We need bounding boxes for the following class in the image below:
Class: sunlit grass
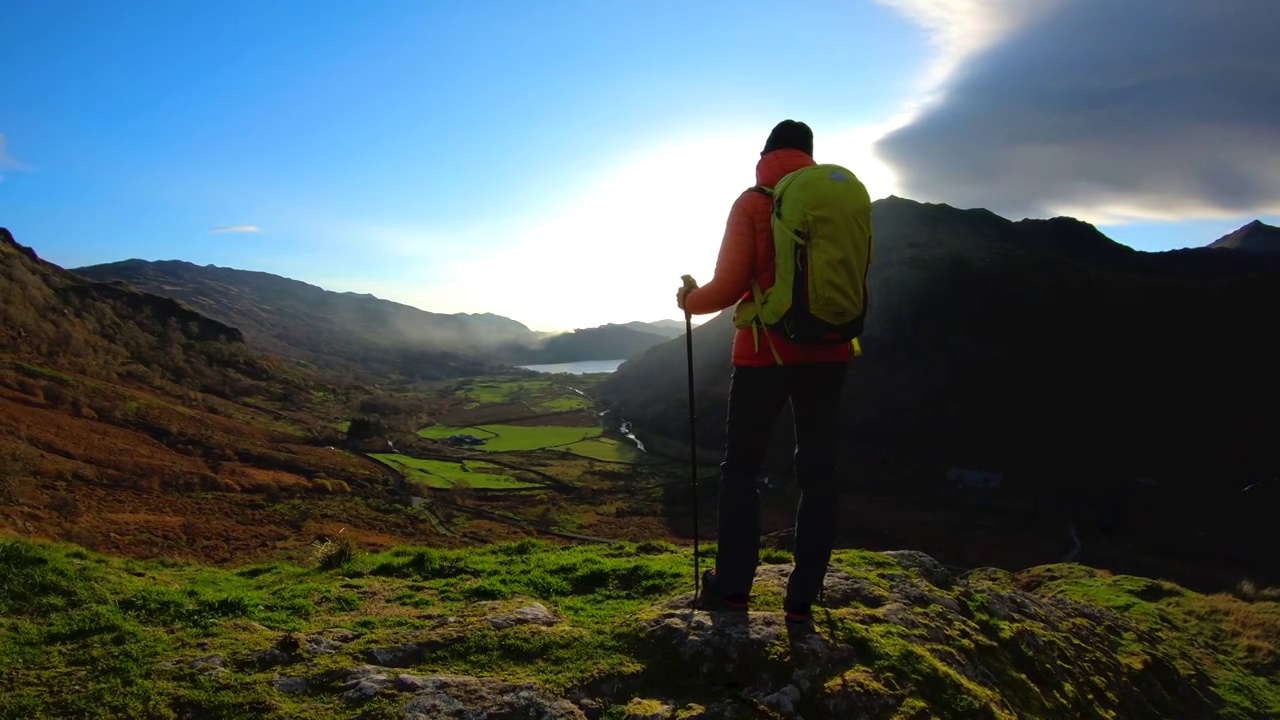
[459,378,591,413]
[2,537,1278,719]
[369,454,540,489]
[418,424,601,452]
[563,437,663,465]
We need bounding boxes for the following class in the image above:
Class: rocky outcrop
[333,666,586,718]
[627,556,1225,720]
[482,601,562,630]
[142,551,1272,720]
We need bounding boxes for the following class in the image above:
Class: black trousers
[713,362,847,606]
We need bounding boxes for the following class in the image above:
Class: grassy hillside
[2,536,1277,719]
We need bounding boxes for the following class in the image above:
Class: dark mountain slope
[1209,219,1280,254]
[600,198,1280,577]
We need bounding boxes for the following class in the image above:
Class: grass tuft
[1235,579,1280,603]
[312,528,356,571]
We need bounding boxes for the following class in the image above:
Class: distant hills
[618,320,685,339]
[73,260,674,377]
[510,324,671,366]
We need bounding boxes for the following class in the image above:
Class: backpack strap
[743,186,783,365]
[748,279,784,366]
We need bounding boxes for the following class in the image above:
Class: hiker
[677,119,871,623]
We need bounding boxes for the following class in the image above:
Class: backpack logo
[829,170,849,182]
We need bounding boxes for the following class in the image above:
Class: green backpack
[732,163,873,360]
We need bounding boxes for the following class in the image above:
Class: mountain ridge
[73,259,675,375]
[1208,219,1280,254]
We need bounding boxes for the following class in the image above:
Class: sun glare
[326,126,902,332]
[438,127,902,331]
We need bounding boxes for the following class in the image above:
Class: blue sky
[2,1,1276,330]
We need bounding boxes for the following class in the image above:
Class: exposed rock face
[484,601,562,630]
[333,666,586,718]
[365,643,423,668]
[272,676,309,694]
[397,674,586,720]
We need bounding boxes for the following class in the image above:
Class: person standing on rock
[677,119,870,623]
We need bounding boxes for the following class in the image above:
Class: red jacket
[684,149,853,367]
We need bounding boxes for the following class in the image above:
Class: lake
[518,358,626,374]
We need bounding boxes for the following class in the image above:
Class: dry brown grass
[1235,579,1280,603]
[1185,592,1280,671]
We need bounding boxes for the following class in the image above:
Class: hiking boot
[783,599,812,625]
[696,569,748,611]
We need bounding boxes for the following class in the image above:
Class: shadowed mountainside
[599,200,1280,579]
[1208,219,1280,254]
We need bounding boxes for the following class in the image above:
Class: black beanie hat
[761,119,813,157]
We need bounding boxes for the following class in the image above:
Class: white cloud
[874,0,1061,94]
[210,225,261,234]
[874,0,1280,224]
[0,134,30,180]
[0,135,19,168]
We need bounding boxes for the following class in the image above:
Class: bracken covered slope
[0,228,427,562]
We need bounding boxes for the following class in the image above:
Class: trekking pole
[681,275,700,601]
